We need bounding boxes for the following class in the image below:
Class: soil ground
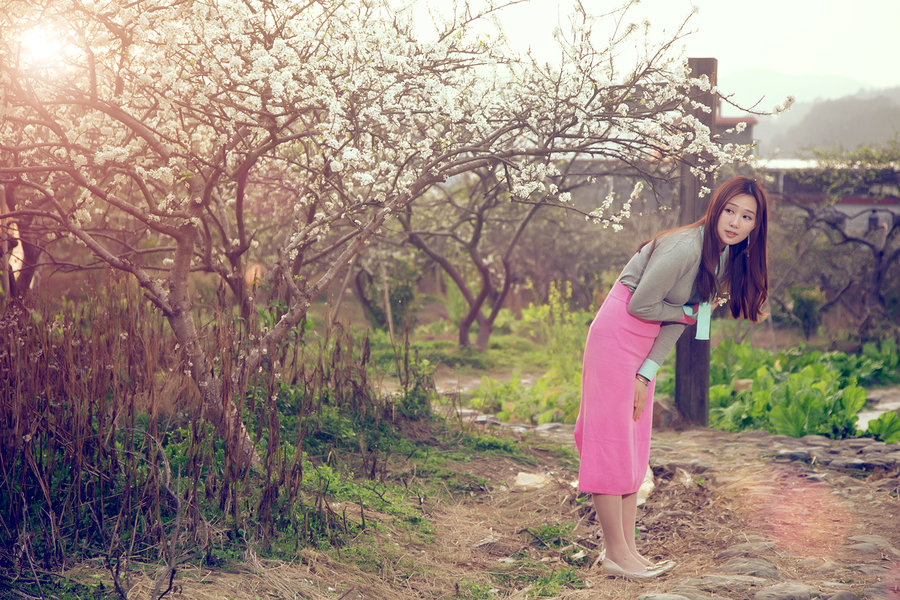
[108,412,900,600]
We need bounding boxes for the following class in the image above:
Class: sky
[475,0,900,112]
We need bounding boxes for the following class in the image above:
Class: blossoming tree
[1,0,752,468]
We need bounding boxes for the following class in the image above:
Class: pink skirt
[574,281,660,495]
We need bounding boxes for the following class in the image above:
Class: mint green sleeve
[637,359,661,381]
[695,302,711,340]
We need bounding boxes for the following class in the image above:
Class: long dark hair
[639,176,769,321]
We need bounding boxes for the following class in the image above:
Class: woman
[574,176,769,580]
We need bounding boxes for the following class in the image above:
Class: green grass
[526,522,575,549]
[489,563,585,598]
[455,580,494,599]
[530,567,585,597]
[0,577,110,600]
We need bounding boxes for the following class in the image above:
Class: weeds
[530,567,585,597]
[0,287,212,598]
[1,273,547,597]
[489,563,585,598]
[0,274,442,597]
[455,580,493,599]
[525,522,575,549]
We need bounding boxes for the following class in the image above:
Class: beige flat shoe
[651,559,676,574]
[599,558,667,580]
[596,549,676,573]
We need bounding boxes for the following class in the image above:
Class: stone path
[640,429,900,600]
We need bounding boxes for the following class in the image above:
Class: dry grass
[60,424,899,600]
[56,425,898,598]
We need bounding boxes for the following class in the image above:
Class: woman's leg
[592,493,645,572]
[621,492,654,567]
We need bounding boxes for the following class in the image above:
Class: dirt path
[115,421,899,600]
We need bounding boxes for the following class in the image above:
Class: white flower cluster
[510,162,562,199]
[586,180,644,232]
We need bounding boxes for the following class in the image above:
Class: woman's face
[716,193,758,247]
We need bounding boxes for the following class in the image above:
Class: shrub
[786,285,827,339]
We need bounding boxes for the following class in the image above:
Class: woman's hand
[633,375,650,420]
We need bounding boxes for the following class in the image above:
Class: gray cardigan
[618,225,726,379]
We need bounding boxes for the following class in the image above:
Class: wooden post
[674,57,717,426]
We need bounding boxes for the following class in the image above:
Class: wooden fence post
[674,57,718,426]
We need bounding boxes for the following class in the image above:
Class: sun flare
[18,25,68,68]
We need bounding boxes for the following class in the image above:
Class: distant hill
[750,87,900,157]
[720,68,869,110]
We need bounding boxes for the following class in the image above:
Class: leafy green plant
[464,281,590,422]
[464,433,520,454]
[865,411,900,443]
[468,370,579,425]
[517,281,592,381]
[774,340,899,388]
[709,348,868,439]
[860,338,900,384]
[767,366,866,438]
[709,339,777,386]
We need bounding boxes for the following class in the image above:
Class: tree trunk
[167,304,261,470]
[858,249,889,340]
[459,277,491,347]
[166,223,260,469]
[352,268,386,329]
[475,317,492,352]
[869,250,886,311]
[458,313,474,347]
[0,185,10,300]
